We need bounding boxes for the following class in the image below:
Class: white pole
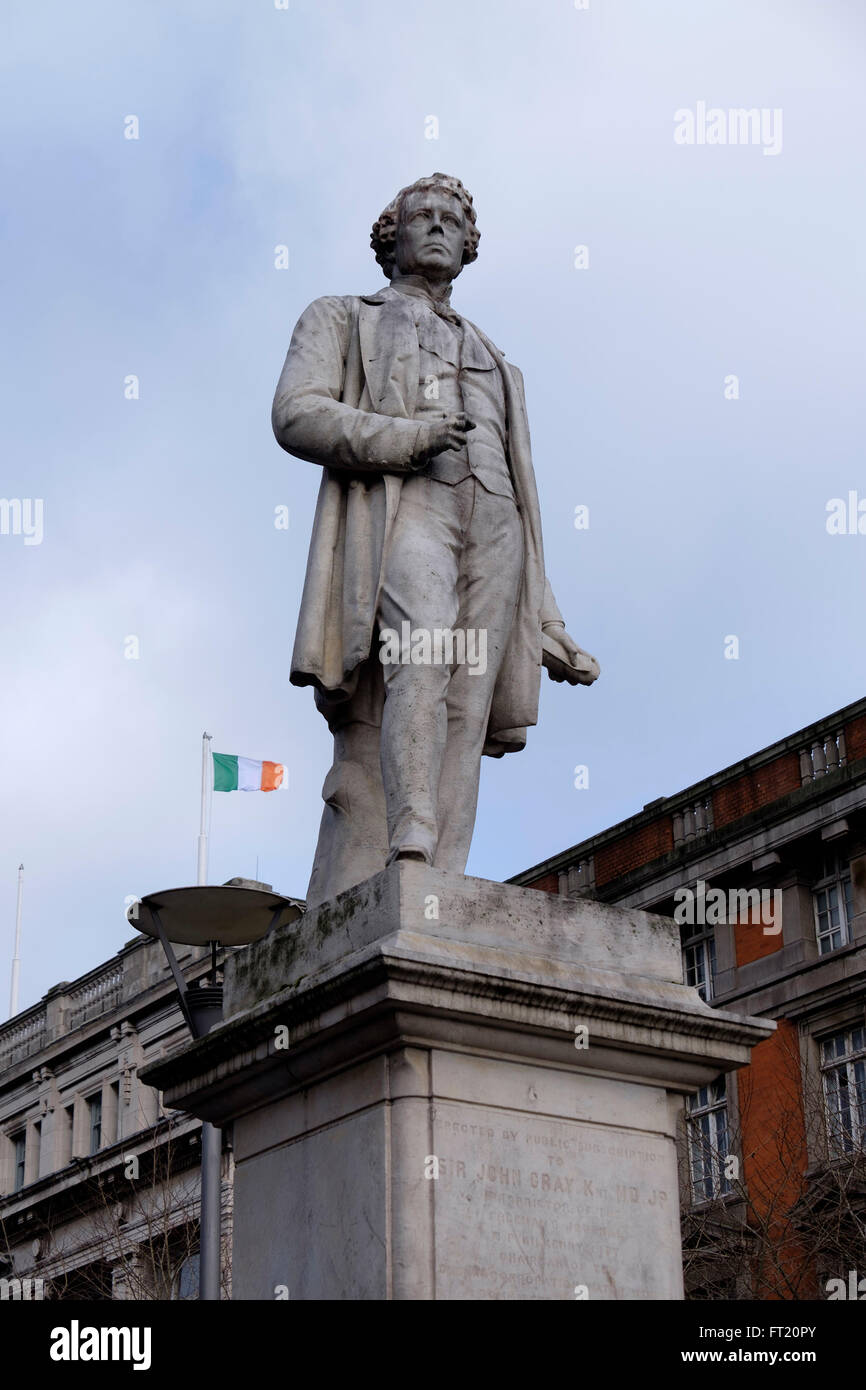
[196,733,212,887]
[195,735,221,1300]
[9,863,23,1020]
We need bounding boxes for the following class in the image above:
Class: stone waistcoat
[409,298,514,500]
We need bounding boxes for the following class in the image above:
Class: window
[12,1133,26,1193]
[60,1106,74,1166]
[173,1252,200,1301]
[686,1078,731,1203]
[107,1081,119,1148]
[51,1261,113,1300]
[682,925,716,1002]
[88,1094,102,1156]
[821,1026,866,1157]
[813,853,854,955]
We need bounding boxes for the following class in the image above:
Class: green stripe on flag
[213,753,239,792]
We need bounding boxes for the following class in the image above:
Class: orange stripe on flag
[261,761,284,792]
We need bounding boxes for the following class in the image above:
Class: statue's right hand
[415,412,476,464]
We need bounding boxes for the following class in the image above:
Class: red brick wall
[528,871,559,895]
[595,818,674,887]
[734,905,784,968]
[737,1019,813,1297]
[845,713,866,763]
[739,1023,805,1199]
[712,753,801,830]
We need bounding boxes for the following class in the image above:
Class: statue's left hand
[542,625,600,686]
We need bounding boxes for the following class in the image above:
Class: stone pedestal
[143,864,772,1300]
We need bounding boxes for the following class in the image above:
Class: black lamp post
[127,881,301,1300]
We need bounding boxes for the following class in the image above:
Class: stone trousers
[305,473,524,907]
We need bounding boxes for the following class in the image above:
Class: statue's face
[394,188,466,282]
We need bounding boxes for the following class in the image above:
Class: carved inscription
[430,1105,679,1300]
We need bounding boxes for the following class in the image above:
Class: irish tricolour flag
[213,753,286,792]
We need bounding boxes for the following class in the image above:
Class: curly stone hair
[370,173,480,279]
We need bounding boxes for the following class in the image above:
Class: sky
[2,0,865,1013]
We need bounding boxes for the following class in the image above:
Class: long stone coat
[272,284,564,757]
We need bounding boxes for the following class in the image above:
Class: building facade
[0,930,233,1300]
[512,696,866,1299]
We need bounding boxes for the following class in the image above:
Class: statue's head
[371,173,480,283]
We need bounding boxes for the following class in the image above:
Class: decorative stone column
[143,863,772,1301]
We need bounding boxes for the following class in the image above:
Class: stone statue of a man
[273,173,599,907]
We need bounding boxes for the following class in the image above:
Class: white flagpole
[8,863,24,1020]
[196,733,212,886]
